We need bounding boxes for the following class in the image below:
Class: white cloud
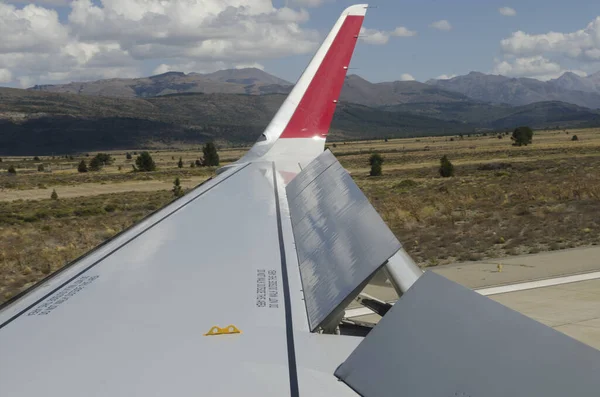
[436,74,457,80]
[392,26,417,37]
[400,73,415,81]
[0,0,321,87]
[290,0,329,7]
[495,16,600,79]
[235,63,265,70]
[0,69,12,83]
[498,7,516,17]
[11,0,71,5]
[500,17,600,61]
[360,26,416,45]
[493,55,566,80]
[430,20,452,31]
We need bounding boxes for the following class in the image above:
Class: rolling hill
[2,86,600,155]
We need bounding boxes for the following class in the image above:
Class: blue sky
[267,0,600,83]
[1,0,600,87]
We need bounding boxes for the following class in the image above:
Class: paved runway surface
[352,246,600,350]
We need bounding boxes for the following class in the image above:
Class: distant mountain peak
[149,71,186,79]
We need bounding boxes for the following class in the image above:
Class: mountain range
[427,71,600,109]
[30,67,600,110]
[1,68,600,154]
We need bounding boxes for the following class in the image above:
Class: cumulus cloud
[500,17,600,61]
[0,0,321,87]
[436,74,457,80]
[430,20,452,31]
[400,73,415,81]
[392,26,417,37]
[496,16,600,79]
[492,55,587,80]
[11,0,72,5]
[498,7,516,17]
[359,25,416,45]
[0,69,12,83]
[493,56,562,80]
[289,0,328,7]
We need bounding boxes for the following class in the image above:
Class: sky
[1,0,600,88]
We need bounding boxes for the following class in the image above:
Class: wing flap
[335,271,600,397]
[286,150,401,331]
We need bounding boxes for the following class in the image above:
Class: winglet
[240,4,368,166]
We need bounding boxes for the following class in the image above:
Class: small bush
[172,177,183,197]
[369,153,384,177]
[37,164,45,172]
[104,204,117,213]
[33,156,40,161]
[135,152,156,172]
[511,126,533,146]
[50,189,58,200]
[7,165,16,174]
[195,159,202,167]
[126,152,132,160]
[477,162,512,171]
[439,155,454,178]
[572,135,579,141]
[77,160,88,173]
[395,179,419,190]
[178,157,183,168]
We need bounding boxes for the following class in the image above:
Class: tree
[78,160,88,173]
[89,153,113,171]
[50,189,58,200]
[172,177,183,197]
[135,151,156,172]
[33,156,40,161]
[572,135,579,141]
[369,153,384,177]
[7,165,16,174]
[178,157,184,168]
[439,155,454,177]
[89,156,102,171]
[511,126,533,146]
[0,158,3,162]
[126,152,132,160]
[202,142,220,166]
[37,164,45,172]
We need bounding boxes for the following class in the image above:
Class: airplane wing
[2,4,600,397]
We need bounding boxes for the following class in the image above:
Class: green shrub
[135,152,156,172]
[7,165,16,174]
[511,126,533,146]
[202,142,219,166]
[77,160,88,173]
[50,189,58,200]
[172,177,183,197]
[439,155,454,178]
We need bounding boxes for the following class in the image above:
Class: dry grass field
[1,128,600,303]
